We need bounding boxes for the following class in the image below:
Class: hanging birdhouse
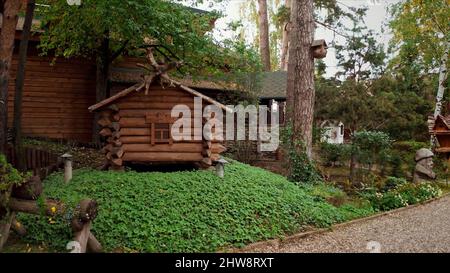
[311,39,328,59]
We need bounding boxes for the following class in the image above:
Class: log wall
[7,44,96,143]
[98,84,226,167]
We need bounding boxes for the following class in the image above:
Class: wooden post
[0,212,15,251]
[62,153,73,183]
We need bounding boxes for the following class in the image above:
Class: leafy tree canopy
[36,0,261,77]
[389,0,449,73]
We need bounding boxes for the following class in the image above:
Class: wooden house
[88,49,228,169]
[320,120,345,144]
[3,7,221,144]
[429,115,450,154]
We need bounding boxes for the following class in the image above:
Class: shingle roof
[257,71,287,99]
[111,67,288,99]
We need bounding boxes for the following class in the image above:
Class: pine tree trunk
[286,0,315,158]
[0,0,21,154]
[13,0,35,170]
[258,0,271,71]
[280,0,291,71]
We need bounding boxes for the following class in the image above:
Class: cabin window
[340,124,344,136]
[154,123,171,142]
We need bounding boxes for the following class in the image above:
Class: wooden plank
[73,222,91,253]
[120,136,203,144]
[120,127,203,137]
[120,117,199,128]
[123,152,203,162]
[88,82,145,112]
[121,128,151,136]
[122,96,194,103]
[117,102,195,109]
[123,143,203,153]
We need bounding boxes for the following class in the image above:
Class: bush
[362,182,442,211]
[391,141,429,176]
[282,125,322,185]
[382,176,408,192]
[0,154,27,192]
[352,131,392,169]
[319,143,351,166]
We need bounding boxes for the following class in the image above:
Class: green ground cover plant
[17,160,374,252]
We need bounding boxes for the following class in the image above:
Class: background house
[320,120,345,144]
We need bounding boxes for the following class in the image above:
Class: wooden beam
[73,222,91,253]
[99,128,112,137]
[11,217,26,236]
[163,75,233,113]
[0,213,15,252]
[8,198,65,216]
[123,152,203,162]
[87,233,103,253]
[88,82,145,112]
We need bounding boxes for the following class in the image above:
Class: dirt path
[245,195,450,253]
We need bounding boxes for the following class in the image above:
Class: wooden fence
[5,145,61,179]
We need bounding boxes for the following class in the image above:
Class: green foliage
[382,176,408,192]
[17,161,373,252]
[36,0,261,78]
[282,126,322,185]
[362,182,442,212]
[391,141,429,177]
[389,0,449,73]
[315,75,434,142]
[334,21,386,80]
[351,131,392,170]
[319,143,351,166]
[0,154,26,192]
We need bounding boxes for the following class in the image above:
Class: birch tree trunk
[0,0,21,154]
[258,0,271,71]
[433,44,449,118]
[286,0,315,158]
[280,0,291,71]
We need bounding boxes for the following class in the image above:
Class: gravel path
[246,195,450,253]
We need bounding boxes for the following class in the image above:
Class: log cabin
[3,5,226,144]
[429,115,450,154]
[88,50,229,169]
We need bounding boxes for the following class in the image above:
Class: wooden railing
[5,145,61,179]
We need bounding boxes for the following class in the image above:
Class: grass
[16,160,374,253]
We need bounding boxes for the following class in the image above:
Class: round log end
[12,176,42,200]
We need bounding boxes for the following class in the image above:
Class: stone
[413,148,436,183]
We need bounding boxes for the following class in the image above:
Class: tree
[389,0,449,118]
[0,0,22,153]
[257,0,271,71]
[286,0,315,158]
[334,22,386,82]
[13,0,36,170]
[279,0,290,71]
[37,0,229,143]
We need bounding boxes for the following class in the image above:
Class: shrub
[319,143,351,166]
[363,182,442,211]
[352,131,392,169]
[282,125,322,185]
[382,176,408,192]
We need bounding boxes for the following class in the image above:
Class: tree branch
[315,20,351,39]
[110,40,129,62]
